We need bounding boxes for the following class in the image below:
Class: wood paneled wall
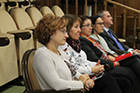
[36,0,140,38]
[106,0,140,37]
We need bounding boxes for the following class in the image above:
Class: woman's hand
[84,79,95,91]
[78,74,90,85]
[78,74,94,90]
[114,61,120,66]
[91,60,104,73]
[107,55,115,61]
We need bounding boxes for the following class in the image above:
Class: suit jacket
[79,36,114,68]
[99,29,129,54]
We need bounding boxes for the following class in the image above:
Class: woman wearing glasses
[80,15,140,93]
[33,14,94,91]
[60,14,130,93]
[80,15,118,68]
[89,16,117,56]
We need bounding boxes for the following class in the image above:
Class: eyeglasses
[95,22,104,26]
[82,24,93,28]
[60,29,68,34]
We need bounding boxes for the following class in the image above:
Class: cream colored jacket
[33,46,83,90]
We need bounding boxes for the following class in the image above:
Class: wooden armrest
[118,38,126,42]
[18,1,30,7]
[0,33,14,46]
[7,30,31,40]
[0,37,9,46]
[5,1,17,7]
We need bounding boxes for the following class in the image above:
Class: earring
[50,36,53,39]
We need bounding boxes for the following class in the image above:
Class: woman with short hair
[33,14,94,91]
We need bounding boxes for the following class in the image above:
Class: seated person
[60,14,131,93]
[90,15,117,56]
[79,15,140,92]
[98,10,140,55]
[33,14,94,91]
[80,15,140,76]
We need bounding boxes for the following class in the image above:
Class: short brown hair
[35,14,68,45]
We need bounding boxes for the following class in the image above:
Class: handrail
[106,0,140,14]
[104,0,140,48]
[64,0,140,46]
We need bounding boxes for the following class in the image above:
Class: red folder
[113,52,132,62]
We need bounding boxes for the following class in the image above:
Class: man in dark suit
[98,10,140,55]
[98,10,140,93]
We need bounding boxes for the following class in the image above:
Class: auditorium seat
[5,1,19,12]
[22,49,85,93]
[0,9,34,76]
[18,1,31,10]
[26,6,44,48]
[0,33,18,86]
[51,5,64,17]
[40,6,54,16]
[10,7,43,49]
[26,7,43,26]
[0,2,5,10]
[0,9,21,86]
[10,8,34,30]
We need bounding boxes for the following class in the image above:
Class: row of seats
[0,1,40,11]
[0,1,65,87]
[0,1,64,17]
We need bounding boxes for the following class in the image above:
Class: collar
[103,27,109,32]
[103,27,111,35]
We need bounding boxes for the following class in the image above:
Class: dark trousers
[87,74,131,93]
[107,66,139,93]
[119,55,140,77]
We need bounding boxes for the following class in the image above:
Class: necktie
[108,30,124,51]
